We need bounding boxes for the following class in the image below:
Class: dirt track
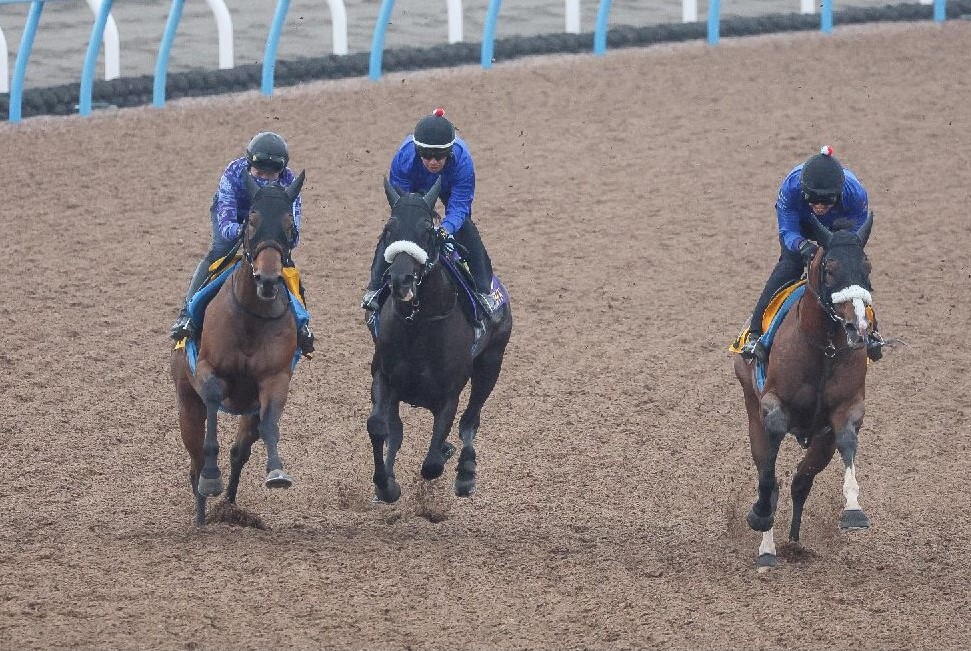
[1,22,969,650]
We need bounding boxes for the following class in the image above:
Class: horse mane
[830,218,856,232]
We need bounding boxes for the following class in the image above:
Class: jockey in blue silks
[170,131,315,356]
[362,108,498,337]
[740,145,884,362]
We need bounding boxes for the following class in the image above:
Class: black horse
[367,177,513,503]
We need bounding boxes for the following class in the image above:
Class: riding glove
[798,240,819,265]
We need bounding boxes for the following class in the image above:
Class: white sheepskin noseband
[384,240,428,265]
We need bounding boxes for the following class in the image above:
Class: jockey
[362,108,498,336]
[169,131,315,355]
[740,146,884,362]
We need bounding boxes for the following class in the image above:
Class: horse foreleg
[368,373,401,503]
[197,374,227,499]
[835,422,870,530]
[226,415,260,503]
[258,375,292,490]
[423,399,459,481]
[789,430,837,543]
[747,394,786,534]
[175,374,207,525]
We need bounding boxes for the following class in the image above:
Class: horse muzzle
[255,275,283,300]
[393,277,418,303]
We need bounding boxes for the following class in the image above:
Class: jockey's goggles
[414,144,452,161]
[249,153,286,173]
[803,190,839,206]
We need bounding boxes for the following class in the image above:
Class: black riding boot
[170,258,212,340]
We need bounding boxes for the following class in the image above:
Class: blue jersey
[776,163,869,253]
[388,135,475,235]
[214,157,303,246]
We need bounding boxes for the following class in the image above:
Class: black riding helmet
[246,132,289,174]
[800,145,845,205]
[413,108,456,160]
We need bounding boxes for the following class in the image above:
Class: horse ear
[245,171,260,199]
[857,210,874,247]
[807,214,834,249]
[424,177,442,211]
[286,170,305,202]
[384,177,401,207]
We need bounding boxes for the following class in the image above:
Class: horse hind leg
[422,399,460,481]
[454,346,506,497]
[226,415,261,503]
[789,431,837,543]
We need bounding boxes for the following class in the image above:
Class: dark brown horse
[171,171,305,525]
[367,178,513,503]
[734,213,875,569]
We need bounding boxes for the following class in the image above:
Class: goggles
[803,190,839,206]
[415,145,452,161]
[249,153,286,173]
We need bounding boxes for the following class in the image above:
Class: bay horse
[171,171,305,525]
[367,177,513,503]
[734,213,875,569]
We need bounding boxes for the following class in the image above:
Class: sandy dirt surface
[1,21,969,650]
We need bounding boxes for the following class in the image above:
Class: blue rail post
[153,0,185,107]
[593,0,612,55]
[78,0,114,116]
[369,0,395,81]
[933,0,945,22]
[261,0,290,95]
[707,0,720,45]
[821,0,834,34]
[481,0,502,68]
[7,0,44,123]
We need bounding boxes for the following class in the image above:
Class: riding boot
[170,257,211,341]
[297,323,315,357]
[476,291,502,324]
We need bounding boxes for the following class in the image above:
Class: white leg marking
[759,529,777,556]
[843,464,862,511]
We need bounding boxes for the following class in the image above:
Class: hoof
[455,474,476,497]
[839,509,870,530]
[197,475,224,498]
[265,469,293,489]
[442,441,456,461]
[421,460,445,481]
[756,553,777,573]
[746,508,774,532]
[373,480,402,504]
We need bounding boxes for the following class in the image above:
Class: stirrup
[866,331,884,362]
[170,311,196,341]
[740,333,766,362]
[361,289,381,312]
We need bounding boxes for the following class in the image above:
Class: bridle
[384,217,457,324]
[800,245,872,358]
